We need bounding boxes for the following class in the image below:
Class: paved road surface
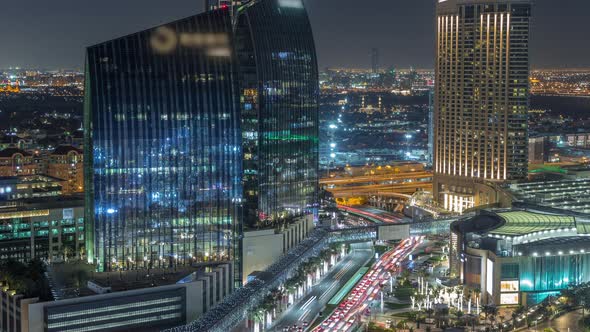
[270,248,373,331]
[529,309,583,332]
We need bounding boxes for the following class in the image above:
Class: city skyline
[4,1,590,332]
[0,0,588,69]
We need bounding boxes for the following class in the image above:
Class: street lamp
[329,153,336,178]
[405,134,413,157]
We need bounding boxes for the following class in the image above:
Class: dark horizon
[0,0,588,70]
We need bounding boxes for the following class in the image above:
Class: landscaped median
[307,256,374,331]
[328,267,370,306]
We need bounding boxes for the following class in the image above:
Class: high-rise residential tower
[434,0,531,213]
[84,9,243,272]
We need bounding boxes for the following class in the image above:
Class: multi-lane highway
[270,245,373,332]
[313,237,423,332]
[320,172,432,186]
[338,205,409,224]
[321,171,433,198]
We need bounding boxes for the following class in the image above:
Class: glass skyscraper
[236,0,319,227]
[434,0,531,213]
[84,10,243,272]
[85,0,319,272]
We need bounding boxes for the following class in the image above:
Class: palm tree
[465,288,473,303]
[400,270,411,287]
[433,285,441,302]
[455,286,463,308]
[251,307,265,327]
[320,249,332,261]
[482,304,498,329]
[396,320,409,329]
[473,287,482,313]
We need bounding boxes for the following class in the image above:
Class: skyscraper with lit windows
[84,9,242,272]
[235,0,319,227]
[85,0,319,272]
[433,0,531,213]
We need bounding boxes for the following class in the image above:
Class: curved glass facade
[84,10,242,271]
[519,254,590,292]
[235,0,319,226]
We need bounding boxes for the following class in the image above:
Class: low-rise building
[0,197,84,263]
[242,215,314,284]
[451,208,590,306]
[0,263,233,332]
[0,148,36,177]
[509,178,590,213]
[46,146,83,194]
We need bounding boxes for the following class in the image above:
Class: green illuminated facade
[236,0,319,227]
[0,200,84,263]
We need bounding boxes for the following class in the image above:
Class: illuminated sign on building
[500,293,519,305]
[501,280,519,293]
[150,26,230,56]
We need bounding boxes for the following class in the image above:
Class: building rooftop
[0,147,31,158]
[514,236,590,257]
[51,145,82,155]
[48,262,230,301]
[453,208,590,257]
[491,211,575,237]
[509,179,590,214]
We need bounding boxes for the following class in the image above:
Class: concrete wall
[377,224,410,241]
[242,215,314,284]
[0,288,39,332]
[23,264,233,332]
[464,248,500,305]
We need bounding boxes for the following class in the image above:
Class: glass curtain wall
[235,0,319,227]
[84,10,242,272]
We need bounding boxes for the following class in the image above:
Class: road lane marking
[319,281,339,302]
[300,296,317,311]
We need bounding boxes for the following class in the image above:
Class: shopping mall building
[451,208,590,306]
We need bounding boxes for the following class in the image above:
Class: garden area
[0,259,52,301]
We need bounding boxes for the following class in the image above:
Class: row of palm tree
[249,246,343,329]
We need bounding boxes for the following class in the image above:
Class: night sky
[0,0,588,70]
